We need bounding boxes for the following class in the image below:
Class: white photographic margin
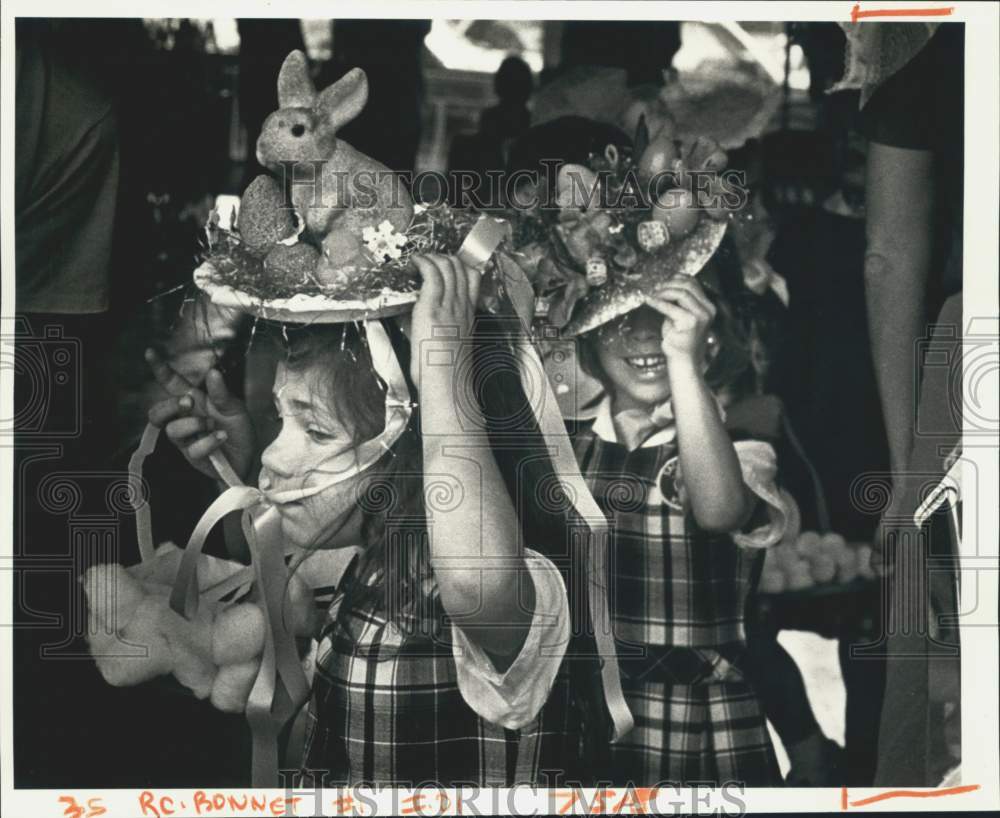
[1,1,997,815]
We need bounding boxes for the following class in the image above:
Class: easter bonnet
[511,115,736,336]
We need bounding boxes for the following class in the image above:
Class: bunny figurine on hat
[255,51,413,288]
[194,50,468,324]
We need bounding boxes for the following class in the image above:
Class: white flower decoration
[362,220,408,262]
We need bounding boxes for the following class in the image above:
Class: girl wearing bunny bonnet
[86,50,633,788]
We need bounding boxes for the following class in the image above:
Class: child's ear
[315,67,369,134]
[277,50,316,108]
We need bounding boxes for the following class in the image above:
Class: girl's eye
[307,428,337,444]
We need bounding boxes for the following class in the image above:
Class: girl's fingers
[145,348,194,396]
[657,285,712,322]
[465,261,482,313]
[428,254,457,314]
[452,256,470,314]
[165,416,209,442]
[185,431,228,463]
[205,369,243,416]
[648,298,693,330]
[148,396,186,428]
[412,255,443,308]
[662,277,715,316]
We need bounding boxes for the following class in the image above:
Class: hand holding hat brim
[561,217,728,336]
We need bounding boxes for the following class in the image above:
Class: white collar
[590,395,677,449]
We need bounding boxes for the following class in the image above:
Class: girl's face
[593,306,672,411]
[259,361,366,549]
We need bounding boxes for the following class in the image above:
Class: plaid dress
[301,556,579,787]
[572,420,783,787]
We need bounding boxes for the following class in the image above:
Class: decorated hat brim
[561,218,728,336]
[194,263,417,324]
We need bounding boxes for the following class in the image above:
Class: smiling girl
[147,254,581,786]
[571,274,790,786]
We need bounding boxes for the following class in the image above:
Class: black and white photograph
[2,2,998,815]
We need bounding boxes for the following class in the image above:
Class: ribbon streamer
[498,248,634,742]
[459,214,633,741]
[457,216,510,270]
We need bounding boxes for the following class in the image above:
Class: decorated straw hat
[194,50,510,324]
[510,118,735,336]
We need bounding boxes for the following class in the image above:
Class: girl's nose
[260,431,296,478]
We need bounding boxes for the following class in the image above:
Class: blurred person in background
[854,22,964,787]
[448,55,534,203]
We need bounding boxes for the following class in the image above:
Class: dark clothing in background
[15,40,118,314]
[768,208,889,785]
[320,19,431,173]
[769,210,889,542]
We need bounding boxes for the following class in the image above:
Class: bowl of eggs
[758,530,878,595]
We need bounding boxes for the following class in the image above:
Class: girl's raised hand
[145,348,257,484]
[647,276,717,365]
[407,254,480,393]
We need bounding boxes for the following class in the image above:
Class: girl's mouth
[624,354,667,375]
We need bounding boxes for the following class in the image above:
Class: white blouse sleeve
[450,548,570,730]
[732,440,792,550]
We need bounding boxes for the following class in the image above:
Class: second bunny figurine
[255,50,414,288]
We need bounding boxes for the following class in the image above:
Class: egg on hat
[651,189,700,239]
[237,175,296,257]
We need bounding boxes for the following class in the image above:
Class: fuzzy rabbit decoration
[256,50,414,289]
[81,543,319,714]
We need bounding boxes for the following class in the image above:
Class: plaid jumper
[572,421,782,787]
[302,559,579,787]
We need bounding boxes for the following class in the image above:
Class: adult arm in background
[863,142,934,506]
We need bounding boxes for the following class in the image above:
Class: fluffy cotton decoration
[93,596,175,687]
[81,563,146,632]
[82,542,349,714]
[212,603,267,666]
[81,543,288,714]
[211,657,263,713]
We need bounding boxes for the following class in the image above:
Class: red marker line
[847,784,979,808]
[851,3,955,22]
